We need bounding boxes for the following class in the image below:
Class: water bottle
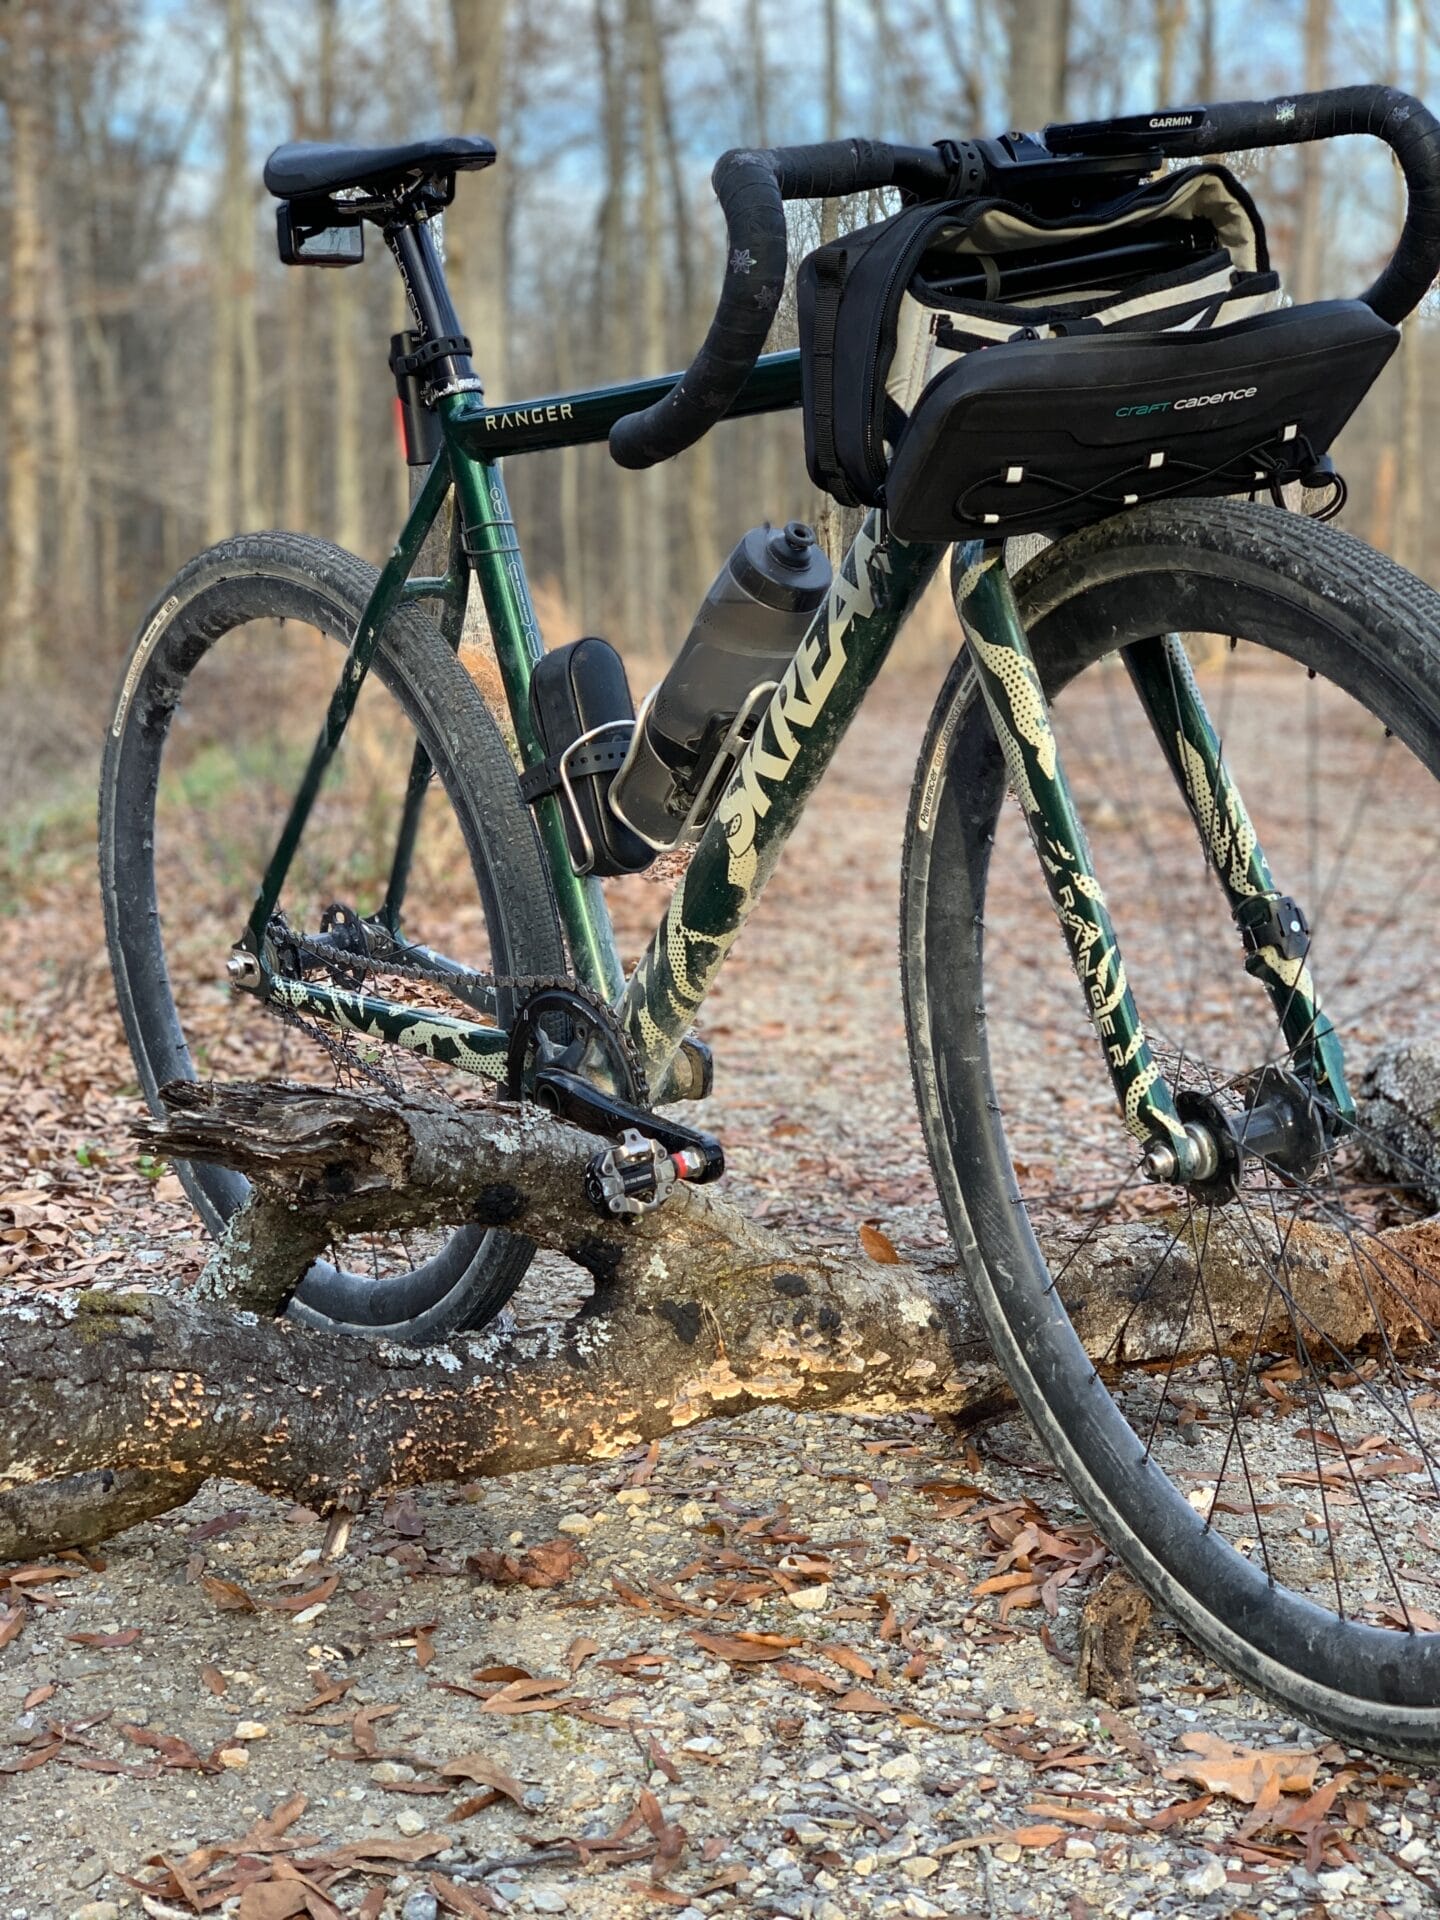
[609,521,832,849]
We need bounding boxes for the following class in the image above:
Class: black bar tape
[608,138,950,470]
[1172,87,1440,324]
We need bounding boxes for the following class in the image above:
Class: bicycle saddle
[263,135,497,201]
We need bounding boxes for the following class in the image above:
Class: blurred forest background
[0,0,1434,793]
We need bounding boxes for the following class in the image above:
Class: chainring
[503,982,648,1108]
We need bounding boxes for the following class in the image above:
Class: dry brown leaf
[688,1629,801,1663]
[429,1872,500,1916]
[240,1886,308,1920]
[266,1573,339,1613]
[291,1672,352,1716]
[200,1574,257,1613]
[189,1508,251,1543]
[476,1676,581,1718]
[831,1688,895,1714]
[66,1627,140,1648]
[940,1823,1067,1854]
[466,1539,581,1590]
[858,1221,901,1264]
[200,1664,228,1697]
[438,1754,531,1808]
[1142,1792,1213,1830]
[3,1565,78,1588]
[773,1660,848,1695]
[565,1635,601,1673]
[318,1834,449,1867]
[973,1570,1039,1597]
[1162,1731,1321,1805]
[820,1644,876,1682]
[0,1607,25,1650]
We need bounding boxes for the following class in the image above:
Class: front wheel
[100,532,566,1342]
[903,501,1440,1754]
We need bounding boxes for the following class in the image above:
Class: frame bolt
[226,950,262,990]
[1141,1141,1178,1183]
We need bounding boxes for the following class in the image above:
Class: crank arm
[531,1065,725,1216]
[531,1066,725,1175]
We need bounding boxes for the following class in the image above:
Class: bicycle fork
[952,543,1352,1191]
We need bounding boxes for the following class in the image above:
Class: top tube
[444,350,803,463]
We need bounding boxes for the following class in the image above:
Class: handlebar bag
[798,164,1278,513]
[796,159,1401,538]
[881,298,1398,541]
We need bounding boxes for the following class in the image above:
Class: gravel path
[2,670,1439,1918]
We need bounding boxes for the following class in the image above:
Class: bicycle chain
[253,920,650,1109]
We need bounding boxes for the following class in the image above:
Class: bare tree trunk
[207,0,248,541]
[1007,0,1067,128]
[332,276,364,552]
[1397,0,1427,570]
[595,0,642,646]
[49,228,88,630]
[934,0,988,128]
[819,0,842,249]
[1293,0,1328,304]
[630,0,669,651]
[2,2,46,679]
[814,0,859,566]
[282,270,309,531]
[553,311,587,617]
[1196,0,1217,96]
[1156,0,1186,103]
[449,0,510,400]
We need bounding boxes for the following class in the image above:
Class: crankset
[504,983,724,1219]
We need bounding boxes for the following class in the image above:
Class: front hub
[1148,1069,1332,1200]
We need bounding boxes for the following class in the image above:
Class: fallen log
[0,1078,1431,1561]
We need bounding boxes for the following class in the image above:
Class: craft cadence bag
[797,163,1398,541]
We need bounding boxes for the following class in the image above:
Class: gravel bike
[102,88,1440,1753]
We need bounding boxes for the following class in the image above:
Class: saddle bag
[797,163,1398,540]
[519,638,653,877]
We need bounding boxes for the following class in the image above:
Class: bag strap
[806,244,862,509]
[518,732,632,806]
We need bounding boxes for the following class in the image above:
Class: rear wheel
[903,501,1440,1753]
[100,533,565,1342]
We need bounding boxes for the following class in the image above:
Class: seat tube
[954,543,1200,1174]
[445,414,625,1002]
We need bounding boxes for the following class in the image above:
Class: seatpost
[387,218,481,399]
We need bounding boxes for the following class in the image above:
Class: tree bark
[1006,0,1067,129]
[1,1075,1433,1563]
[449,0,510,401]
[1,0,46,680]
[1292,0,1328,305]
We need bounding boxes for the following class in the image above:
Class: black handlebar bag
[797,163,1398,541]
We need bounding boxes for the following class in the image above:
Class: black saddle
[263,135,496,202]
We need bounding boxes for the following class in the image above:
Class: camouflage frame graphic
[1121,632,1354,1123]
[614,515,942,1096]
[954,544,1195,1166]
[268,976,510,1079]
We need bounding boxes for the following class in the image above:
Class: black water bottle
[609,521,832,849]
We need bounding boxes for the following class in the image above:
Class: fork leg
[1121,632,1353,1123]
[954,543,1199,1173]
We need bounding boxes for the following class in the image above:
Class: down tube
[618,516,942,1096]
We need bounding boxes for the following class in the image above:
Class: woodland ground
[1,670,1438,1919]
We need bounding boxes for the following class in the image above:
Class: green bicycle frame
[249,343,1348,1168]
